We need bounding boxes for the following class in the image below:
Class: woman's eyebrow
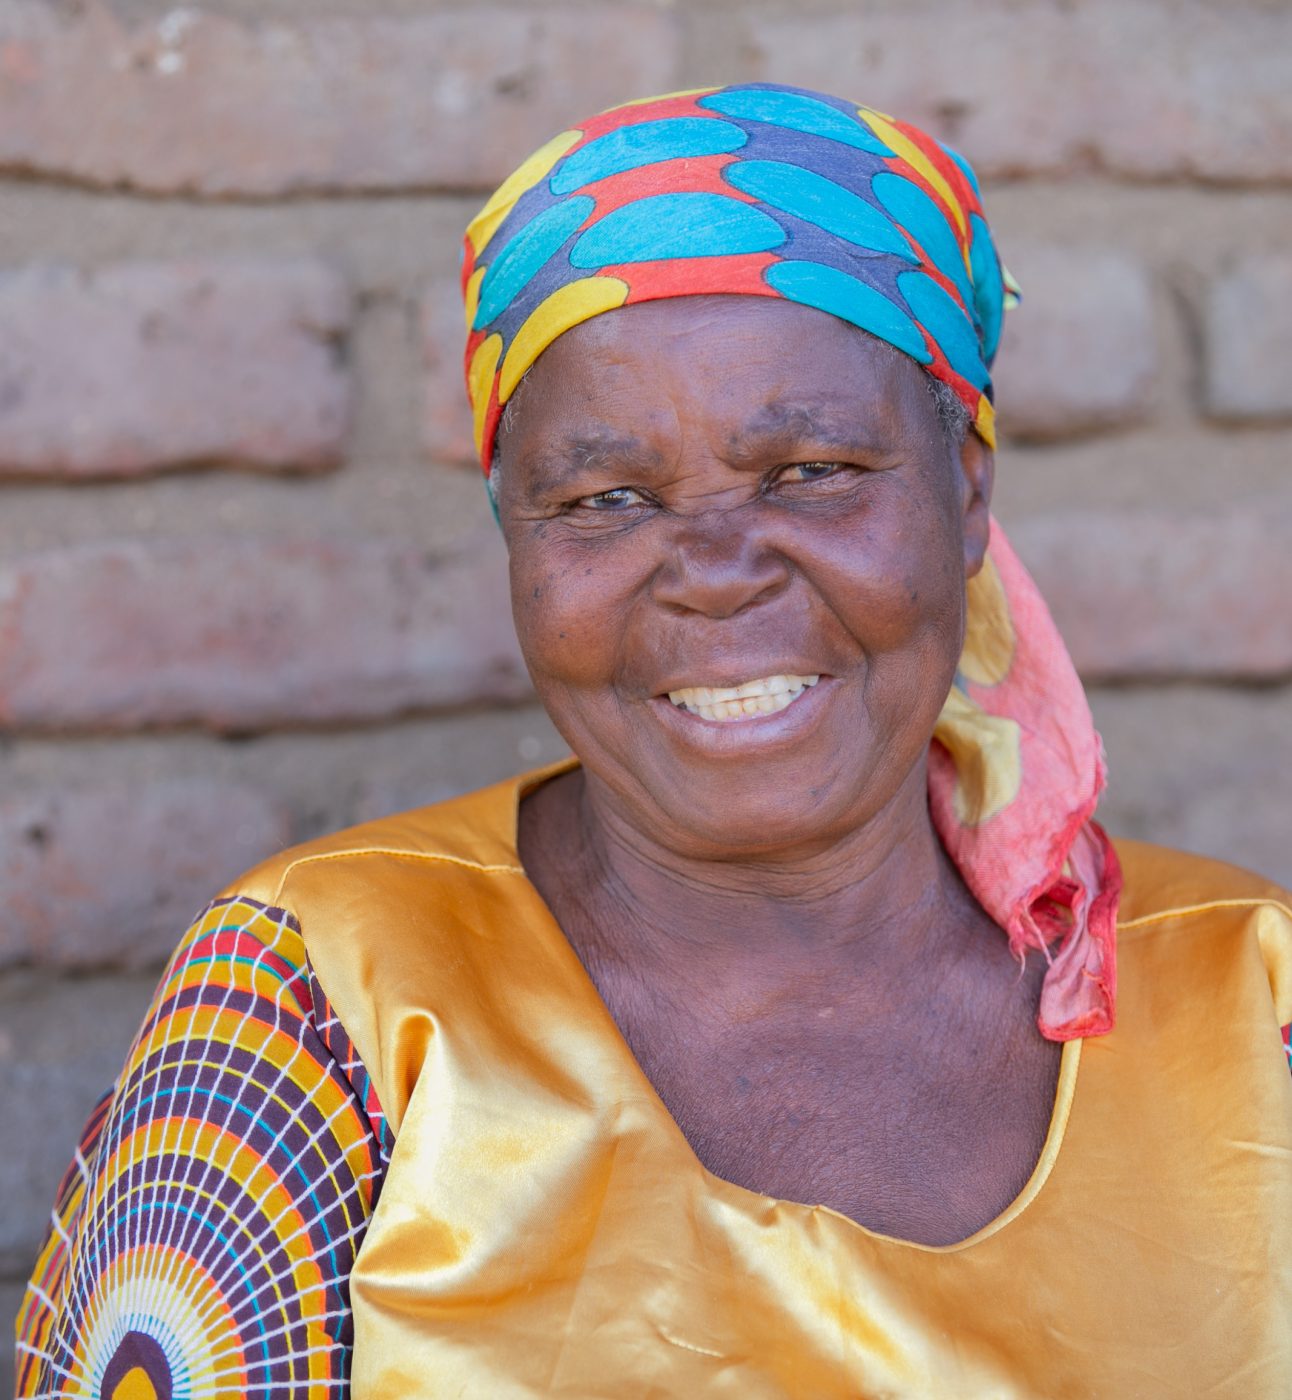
[523,407,888,491]
[525,432,661,489]
[734,400,885,455]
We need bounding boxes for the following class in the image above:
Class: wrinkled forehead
[505,294,929,418]
[492,295,953,493]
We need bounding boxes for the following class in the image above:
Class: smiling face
[496,295,994,861]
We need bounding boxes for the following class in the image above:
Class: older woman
[17,84,1292,1399]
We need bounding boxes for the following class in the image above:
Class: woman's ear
[958,433,995,579]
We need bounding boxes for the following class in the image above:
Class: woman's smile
[649,672,834,752]
[666,672,821,722]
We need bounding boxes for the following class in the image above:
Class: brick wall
[3,0,1290,1374]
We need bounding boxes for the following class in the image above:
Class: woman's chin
[559,678,910,859]
[631,770,876,864]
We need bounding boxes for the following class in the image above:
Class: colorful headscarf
[461,84,1120,1041]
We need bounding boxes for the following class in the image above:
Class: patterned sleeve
[14,895,392,1399]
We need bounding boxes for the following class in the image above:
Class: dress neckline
[506,761,1084,1254]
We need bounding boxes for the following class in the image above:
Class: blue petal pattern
[474,196,595,329]
[766,261,931,364]
[549,118,747,195]
[945,144,982,196]
[969,213,1005,363]
[569,193,786,267]
[725,162,916,261]
[871,172,974,308]
[896,270,989,389]
[698,88,895,156]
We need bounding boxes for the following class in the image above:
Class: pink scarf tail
[930,519,1122,1042]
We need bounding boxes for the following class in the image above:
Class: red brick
[1204,254,1292,421]
[421,275,476,466]
[994,247,1158,441]
[0,779,290,969]
[1012,504,1292,680]
[0,532,531,732]
[746,3,1292,183]
[0,259,353,478]
[0,4,678,196]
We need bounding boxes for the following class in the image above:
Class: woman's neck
[520,762,992,988]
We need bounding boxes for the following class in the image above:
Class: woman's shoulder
[208,765,573,1139]
[1112,836,1291,927]
[225,762,570,909]
[1112,837,1292,1036]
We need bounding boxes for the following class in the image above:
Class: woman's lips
[665,673,820,723]
[648,672,834,752]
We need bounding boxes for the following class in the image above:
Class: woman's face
[496,295,993,859]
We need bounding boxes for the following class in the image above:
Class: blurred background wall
[2,0,1290,1374]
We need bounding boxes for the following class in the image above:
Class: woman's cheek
[861,505,966,653]
[511,548,623,689]
[824,546,949,656]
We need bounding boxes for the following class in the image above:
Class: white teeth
[666,673,820,723]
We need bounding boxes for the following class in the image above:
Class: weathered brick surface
[1013,503,1292,680]
[0,533,531,732]
[0,4,677,196]
[0,778,290,970]
[0,259,353,477]
[1092,684,1292,889]
[0,969,157,1275]
[745,2,1292,183]
[422,274,476,465]
[994,247,1158,441]
[354,711,568,823]
[0,1279,21,1399]
[1204,254,1292,421]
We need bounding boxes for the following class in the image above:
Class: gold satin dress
[220,763,1292,1398]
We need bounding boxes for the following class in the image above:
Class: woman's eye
[577,487,649,511]
[775,461,850,485]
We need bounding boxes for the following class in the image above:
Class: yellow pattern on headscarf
[463,266,486,335]
[499,277,630,402]
[958,552,1015,687]
[467,334,503,458]
[857,107,969,240]
[974,397,997,451]
[933,688,1023,827]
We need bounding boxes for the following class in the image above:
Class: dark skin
[499,296,1060,1247]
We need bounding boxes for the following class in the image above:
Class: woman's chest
[616,996,1062,1246]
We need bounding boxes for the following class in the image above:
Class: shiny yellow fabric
[234,765,1292,1398]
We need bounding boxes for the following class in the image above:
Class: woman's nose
[650,513,792,618]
